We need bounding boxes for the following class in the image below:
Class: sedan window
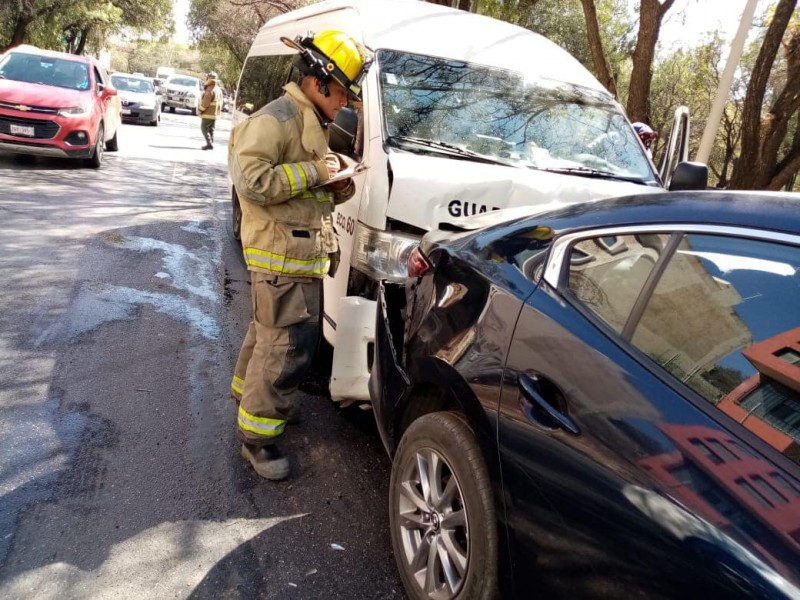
[629,234,800,461]
[567,233,669,333]
[565,230,800,463]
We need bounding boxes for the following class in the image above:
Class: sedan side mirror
[668,161,708,191]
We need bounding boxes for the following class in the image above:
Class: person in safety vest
[227,30,367,480]
[200,72,223,150]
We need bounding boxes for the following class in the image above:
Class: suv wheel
[85,124,104,169]
[389,412,499,600]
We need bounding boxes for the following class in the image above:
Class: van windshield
[378,50,656,184]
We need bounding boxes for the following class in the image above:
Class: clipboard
[314,163,369,188]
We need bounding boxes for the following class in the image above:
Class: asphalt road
[0,112,402,599]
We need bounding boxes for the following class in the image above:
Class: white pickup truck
[160,74,202,115]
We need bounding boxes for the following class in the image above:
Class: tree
[625,0,676,122]
[1,0,173,54]
[729,0,800,190]
[648,33,746,186]
[2,1,65,50]
[579,0,617,96]
[188,0,302,66]
[479,0,635,104]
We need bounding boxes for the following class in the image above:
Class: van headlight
[58,104,91,117]
[353,223,421,283]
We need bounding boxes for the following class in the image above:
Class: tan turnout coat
[228,83,354,277]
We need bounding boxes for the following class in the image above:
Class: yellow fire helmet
[281,30,368,100]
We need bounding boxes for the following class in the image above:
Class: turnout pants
[231,273,321,447]
[201,118,216,144]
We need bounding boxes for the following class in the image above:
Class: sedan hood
[385,152,661,232]
[0,79,89,108]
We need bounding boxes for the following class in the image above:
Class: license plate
[9,123,35,137]
[121,109,132,115]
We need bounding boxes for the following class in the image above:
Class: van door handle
[518,374,580,435]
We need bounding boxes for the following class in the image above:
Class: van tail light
[407,246,431,278]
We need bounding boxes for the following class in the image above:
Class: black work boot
[241,443,289,481]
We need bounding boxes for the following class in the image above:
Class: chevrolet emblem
[16,105,31,112]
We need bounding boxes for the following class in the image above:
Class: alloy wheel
[396,447,469,600]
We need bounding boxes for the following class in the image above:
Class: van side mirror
[329,107,358,156]
[668,161,708,191]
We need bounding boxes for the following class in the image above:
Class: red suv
[0,45,121,168]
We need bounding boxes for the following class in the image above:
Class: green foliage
[110,41,200,77]
[478,0,635,91]
[196,40,244,93]
[186,1,308,99]
[1,0,173,54]
[649,34,726,174]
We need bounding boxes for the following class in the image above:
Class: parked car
[371,191,800,600]
[160,74,201,115]
[110,72,160,126]
[0,44,121,168]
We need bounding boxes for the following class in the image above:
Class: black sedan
[370,191,800,600]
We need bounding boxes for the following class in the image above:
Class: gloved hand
[324,152,351,191]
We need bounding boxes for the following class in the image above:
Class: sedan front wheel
[389,411,499,600]
[85,124,104,169]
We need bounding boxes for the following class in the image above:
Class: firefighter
[227,30,366,480]
[199,72,223,150]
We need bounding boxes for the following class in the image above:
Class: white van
[231,0,705,405]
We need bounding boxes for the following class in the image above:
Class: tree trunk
[75,26,90,55]
[6,16,32,50]
[626,0,675,123]
[578,0,617,97]
[729,0,799,189]
[2,1,65,53]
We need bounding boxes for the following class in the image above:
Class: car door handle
[518,374,580,435]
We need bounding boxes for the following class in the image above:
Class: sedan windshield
[378,50,656,184]
[111,75,154,94]
[0,52,90,91]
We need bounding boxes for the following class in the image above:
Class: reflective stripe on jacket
[228,83,354,278]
